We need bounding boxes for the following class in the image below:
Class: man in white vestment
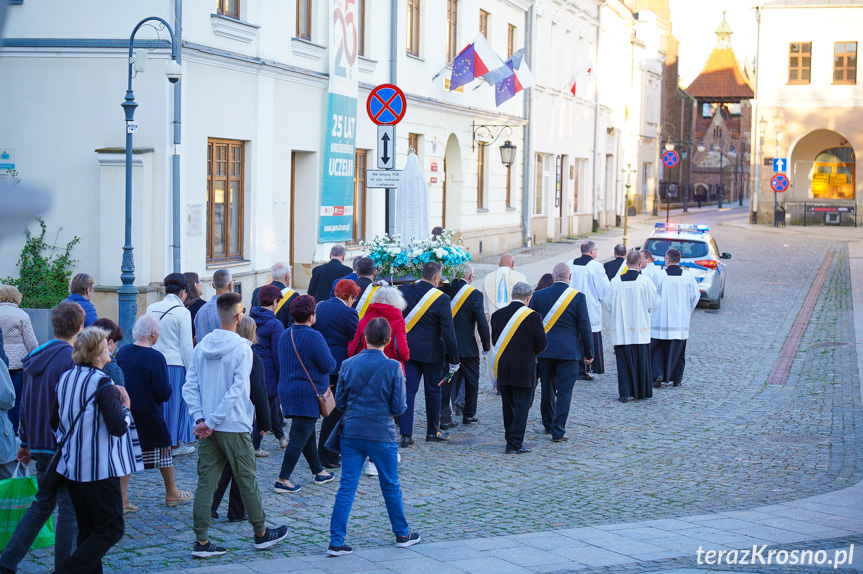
[640,249,660,286]
[569,240,610,379]
[604,251,660,402]
[483,253,527,315]
[649,248,700,387]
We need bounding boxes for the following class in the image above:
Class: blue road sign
[662,150,680,168]
[366,84,407,126]
[773,157,787,172]
[771,173,789,192]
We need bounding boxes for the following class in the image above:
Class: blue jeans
[329,438,409,547]
[0,456,78,572]
[7,370,22,435]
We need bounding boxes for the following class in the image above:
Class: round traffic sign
[661,150,679,168]
[771,173,789,193]
[366,84,407,126]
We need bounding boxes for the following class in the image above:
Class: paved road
[18,208,863,572]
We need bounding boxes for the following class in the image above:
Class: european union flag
[450,45,476,90]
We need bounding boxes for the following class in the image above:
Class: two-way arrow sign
[377,125,395,170]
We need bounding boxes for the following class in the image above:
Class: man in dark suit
[529,262,594,442]
[442,265,490,428]
[307,245,352,303]
[491,282,547,454]
[346,257,376,309]
[603,244,627,281]
[398,261,459,445]
[330,256,364,299]
[250,262,290,308]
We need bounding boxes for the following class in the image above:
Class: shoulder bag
[324,359,387,454]
[291,329,336,417]
[39,377,114,491]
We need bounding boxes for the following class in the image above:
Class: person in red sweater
[350,287,409,372]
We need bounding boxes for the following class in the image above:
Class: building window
[351,150,367,245]
[408,133,419,154]
[479,10,489,39]
[477,144,486,209]
[573,158,586,213]
[216,0,239,19]
[788,42,811,84]
[207,139,245,263]
[834,42,857,84]
[407,0,420,56]
[534,153,550,216]
[507,24,516,58]
[812,147,855,199]
[446,0,458,63]
[297,0,311,40]
[357,0,366,56]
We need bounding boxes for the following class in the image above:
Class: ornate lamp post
[119,18,181,346]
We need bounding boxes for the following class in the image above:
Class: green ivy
[1,218,80,309]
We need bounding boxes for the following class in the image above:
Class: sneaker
[192,540,227,558]
[397,452,402,463]
[273,481,301,494]
[278,437,288,449]
[254,525,288,550]
[173,443,196,456]
[327,543,353,556]
[395,532,421,548]
[315,471,335,485]
[254,448,269,458]
[365,462,378,476]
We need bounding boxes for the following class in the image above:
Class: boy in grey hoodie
[183,292,288,558]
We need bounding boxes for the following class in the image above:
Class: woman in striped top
[51,327,143,573]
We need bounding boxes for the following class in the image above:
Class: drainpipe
[592,0,609,231]
[172,0,183,272]
[522,4,535,246]
[752,6,762,224]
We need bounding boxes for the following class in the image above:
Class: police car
[642,223,731,309]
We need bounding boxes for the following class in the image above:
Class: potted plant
[2,218,80,343]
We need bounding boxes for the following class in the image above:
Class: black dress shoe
[211,510,219,519]
[228,515,248,523]
[399,436,414,448]
[322,462,342,469]
[653,381,662,388]
[619,397,631,403]
[441,420,460,430]
[672,381,681,387]
[577,374,595,381]
[505,447,531,454]
[462,416,479,424]
[551,436,569,443]
[425,431,449,442]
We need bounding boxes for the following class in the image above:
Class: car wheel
[708,298,721,310]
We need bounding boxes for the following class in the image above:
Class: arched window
[811,147,855,199]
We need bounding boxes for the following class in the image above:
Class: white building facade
[0,0,664,318]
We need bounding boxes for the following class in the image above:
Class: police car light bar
[653,222,709,232]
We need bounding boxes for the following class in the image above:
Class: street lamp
[772,110,785,227]
[754,116,768,223]
[621,163,637,249]
[119,17,181,347]
[499,140,517,167]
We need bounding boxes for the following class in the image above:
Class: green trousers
[193,431,266,541]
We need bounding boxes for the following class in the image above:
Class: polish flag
[449,34,513,91]
[565,61,595,96]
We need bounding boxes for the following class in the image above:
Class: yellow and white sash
[356,284,379,319]
[404,288,443,332]
[490,305,532,377]
[542,287,579,333]
[450,284,475,317]
[275,288,296,315]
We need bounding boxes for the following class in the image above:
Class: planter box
[22,308,54,345]
[627,207,637,216]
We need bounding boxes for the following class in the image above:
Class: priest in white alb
[568,240,610,379]
[604,251,661,402]
[649,248,700,387]
[482,253,527,315]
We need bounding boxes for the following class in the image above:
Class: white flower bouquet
[360,229,472,281]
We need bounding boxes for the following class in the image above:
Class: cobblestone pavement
[18,211,863,572]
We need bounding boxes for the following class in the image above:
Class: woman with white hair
[349,287,410,371]
[0,284,39,432]
[116,315,192,511]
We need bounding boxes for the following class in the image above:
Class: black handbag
[324,361,386,454]
[39,379,114,491]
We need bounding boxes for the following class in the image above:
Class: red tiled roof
[685,48,754,100]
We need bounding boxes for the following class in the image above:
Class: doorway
[443,134,463,232]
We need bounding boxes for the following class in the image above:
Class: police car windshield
[645,238,709,259]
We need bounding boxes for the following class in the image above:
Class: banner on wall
[319,0,359,243]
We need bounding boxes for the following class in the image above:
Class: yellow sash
[404,289,443,333]
[275,288,296,315]
[450,284,475,317]
[542,287,579,333]
[357,285,379,319]
[491,305,532,377]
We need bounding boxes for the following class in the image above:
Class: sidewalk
[163,205,863,574]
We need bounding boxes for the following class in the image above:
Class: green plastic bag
[0,464,54,551]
